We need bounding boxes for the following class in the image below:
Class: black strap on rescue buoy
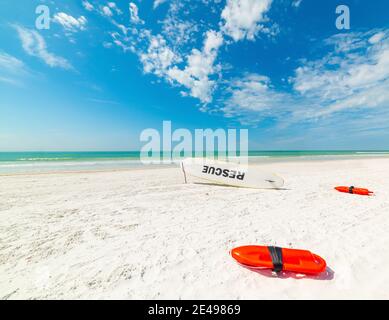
[349,186,355,194]
[268,246,283,273]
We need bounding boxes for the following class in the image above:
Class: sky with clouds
[0,0,388,151]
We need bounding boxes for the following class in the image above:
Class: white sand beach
[1,157,389,300]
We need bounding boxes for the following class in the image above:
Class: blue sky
[0,0,388,151]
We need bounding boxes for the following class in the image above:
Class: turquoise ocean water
[1,151,389,174]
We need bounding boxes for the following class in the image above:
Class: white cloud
[153,0,168,9]
[221,0,273,41]
[105,0,279,105]
[0,52,26,74]
[140,35,180,76]
[103,41,113,48]
[84,0,389,135]
[315,80,389,117]
[369,32,385,44]
[101,6,113,17]
[139,29,223,103]
[53,12,87,32]
[222,30,389,125]
[221,73,294,123]
[100,2,123,17]
[163,19,199,48]
[204,30,224,54]
[293,31,389,116]
[0,76,21,86]
[161,2,199,49]
[0,52,29,86]
[291,0,302,8]
[14,25,73,70]
[129,2,144,24]
[166,30,223,103]
[103,0,278,105]
[108,2,123,15]
[113,39,135,52]
[129,3,144,24]
[82,1,94,11]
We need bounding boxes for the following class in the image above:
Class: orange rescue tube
[231,246,326,275]
[335,186,373,196]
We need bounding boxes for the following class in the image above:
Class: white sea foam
[17,158,73,161]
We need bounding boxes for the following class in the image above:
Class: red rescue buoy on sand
[231,246,326,275]
[335,186,373,196]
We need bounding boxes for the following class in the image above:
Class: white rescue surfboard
[181,158,284,189]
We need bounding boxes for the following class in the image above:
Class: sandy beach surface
[1,157,389,299]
